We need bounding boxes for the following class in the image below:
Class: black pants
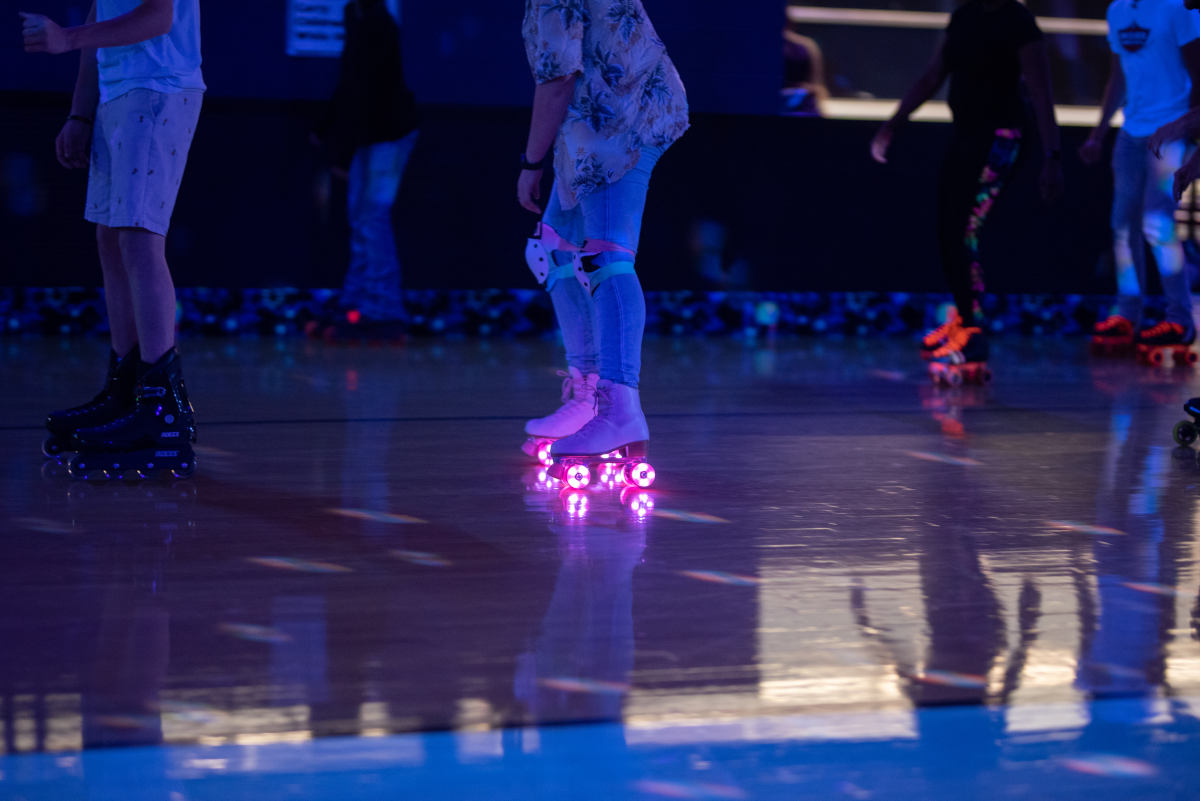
[936,128,1023,325]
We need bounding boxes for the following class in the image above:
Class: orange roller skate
[928,325,992,387]
[920,309,961,361]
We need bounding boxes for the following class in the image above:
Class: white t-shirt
[1108,0,1200,136]
[96,0,205,104]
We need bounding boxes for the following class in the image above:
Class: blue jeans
[344,130,418,320]
[1111,130,1191,329]
[541,145,665,387]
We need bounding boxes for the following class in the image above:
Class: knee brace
[575,239,637,294]
[526,222,580,288]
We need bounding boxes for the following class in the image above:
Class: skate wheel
[1174,420,1198,447]
[1150,350,1165,366]
[564,463,591,490]
[118,469,147,482]
[621,462,656,488]
[536,440,554,466]
[171,461,196,479]
[946,369,964,388]
[1186,351,1199,367]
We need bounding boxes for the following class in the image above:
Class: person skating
[1080,0,1200,360]
[518,0,688,485]
[871,0,1063,384]
[22,0,203,479]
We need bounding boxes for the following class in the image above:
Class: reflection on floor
[1,336,1199,799]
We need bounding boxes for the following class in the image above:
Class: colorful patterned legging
[936,128,1022,326]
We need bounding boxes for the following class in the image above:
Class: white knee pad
[526,222,580,287]
[574,240,638,294]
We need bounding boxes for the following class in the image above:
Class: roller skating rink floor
[2,334,1200,800]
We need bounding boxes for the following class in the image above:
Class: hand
[1078,133,1104,166]
[1148,122,1178,159]
[20,12,70,54]
[55,119,91,169]
[1039,158,1064,204]
[869,125,893,164]
[517,168,543,214]
[1172,152,1200,202]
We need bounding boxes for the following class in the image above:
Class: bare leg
[116,227,176,364]
[97,224,138,357]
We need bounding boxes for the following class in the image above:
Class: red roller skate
[1135,321,1197,367]
[1090,315,1135,356]
[928,325,992,387]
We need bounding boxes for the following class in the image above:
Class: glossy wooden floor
[2,335,1199,798]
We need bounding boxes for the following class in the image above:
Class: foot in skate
[547,380,655,489]
[43,347,140,460]
[69,349,198,481]
[927,325,991,386]
[522,367,597,463]
[1090,315,1135,356]
[919,308,961,361]
[1135,321,1197,367]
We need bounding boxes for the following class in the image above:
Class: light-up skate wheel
[621,462,655,488]
[564,463,591,490]
[536,440,554,466]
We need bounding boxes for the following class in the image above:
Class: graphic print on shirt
[1119,20,1151,52]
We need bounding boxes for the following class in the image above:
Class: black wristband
[520,152,550,171]
[67,114,94,125]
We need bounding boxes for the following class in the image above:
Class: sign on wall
[286,0,351,57]
[286,1,402,57]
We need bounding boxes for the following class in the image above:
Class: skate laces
[931,326,981,359]
[1096,315,1131,333]
[923,310,961,346]
[1141,321,1181,338]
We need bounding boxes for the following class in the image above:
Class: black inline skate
[68,349,198,481]
[43,347,140,460]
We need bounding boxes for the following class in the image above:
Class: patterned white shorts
[85,88,203,236]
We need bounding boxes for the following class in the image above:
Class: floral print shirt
[523,0,689,209]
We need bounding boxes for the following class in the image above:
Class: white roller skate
[522,367,599,465]
[547,380,655,490]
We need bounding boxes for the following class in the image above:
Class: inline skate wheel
[564,463,591,490]
[42,436,67,460]
[1174,420,1198,447]
[171,460,196,479]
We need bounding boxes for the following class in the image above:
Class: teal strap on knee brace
[545,261,578,290]
[581,260,637,293]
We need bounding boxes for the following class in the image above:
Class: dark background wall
[2,1,1114,293]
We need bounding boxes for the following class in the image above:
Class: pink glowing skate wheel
[566,464,591,490]
[623,462,655,488]
[537,441,554,465]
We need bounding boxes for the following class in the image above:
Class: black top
[323,0,419,169]
[943,0,1043,132]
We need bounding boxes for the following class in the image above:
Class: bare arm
[69,1,100,119]
[870,38,948,163]
[517,73,577,213]
[1019,40,1061,160]
[21,0,173,54]
[1080,54,1124,165]
[524,74,577,164]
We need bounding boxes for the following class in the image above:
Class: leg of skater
[522,192,600,457]
[551,145,664,458]
[928,129,1021,382]
[1137,138,1195,351]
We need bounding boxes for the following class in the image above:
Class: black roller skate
[68,349,198,482]
[928,326,991,387]
[43,347,140,460]
[1173,398,1200,447]
[1136,321,1197,367]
